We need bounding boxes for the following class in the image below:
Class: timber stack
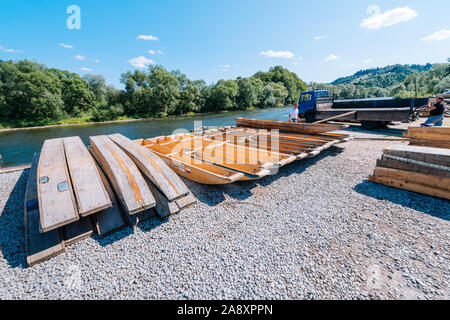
[369,131,450,200]
[26,134,195,266]
[403,127,450,149]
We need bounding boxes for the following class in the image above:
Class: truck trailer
[298,90,429,129]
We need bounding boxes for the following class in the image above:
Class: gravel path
[0,126,449,300]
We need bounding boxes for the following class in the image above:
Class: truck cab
[298,90,333,123]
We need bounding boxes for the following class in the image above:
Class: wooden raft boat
[137,126,350,185]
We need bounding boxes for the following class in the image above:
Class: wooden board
[62,216,94,246]
[373,167,450,191]
[377,158,450,178]
[403,127,450,141]
[369,175,450,200]
[108,133,189,201]
[409,138,450,150]
[24,153,65,267]
[383,144,450,167]
[63,136,111,216]
[144,176,180,218]
[175,192,197,209]
[89,135,156,215]
[38,138,79,233]
[89,151,126,237]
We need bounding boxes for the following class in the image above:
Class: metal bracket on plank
[39,176,49,184]
[57,181,69,192]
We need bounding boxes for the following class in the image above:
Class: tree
[83,74,107,101]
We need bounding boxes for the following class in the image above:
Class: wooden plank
[62,216,94,246]
[144,176,180,218]
[369,175,450,200]
[88,150,126,237]
[38,138,79,233]
[377,158,450,178]
[63,136,111,216]
[383,144,450,167]
[409,138,450,150]
[373,167,450,191]
[24,153,65,267]
[403,127,450,141]
[108,133,189,201]
[175,192,197,209]
[89,135,156,215]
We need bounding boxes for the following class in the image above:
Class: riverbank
[0,108,261,132]
[0,128,448,299]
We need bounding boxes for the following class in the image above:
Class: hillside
[331,63,433,87]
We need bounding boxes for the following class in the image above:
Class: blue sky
[1,0,449,88]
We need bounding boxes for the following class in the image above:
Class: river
[0,107,290,168]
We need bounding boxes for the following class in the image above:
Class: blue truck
[298,90,429,129]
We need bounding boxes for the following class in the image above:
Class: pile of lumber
[236,117,347,134]
[403,127,450,149]
[25,134,196,266]
[369,144,450,200]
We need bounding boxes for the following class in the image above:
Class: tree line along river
[0,107,290,168]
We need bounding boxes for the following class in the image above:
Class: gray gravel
[0,128,449,300]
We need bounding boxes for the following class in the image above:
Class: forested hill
[309,60,449,100]
[331,64,433,87]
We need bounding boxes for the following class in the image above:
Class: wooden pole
[313,111,357,124]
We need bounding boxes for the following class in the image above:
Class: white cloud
[314,35,327,41]
[421,29,450,41]
[361,6,418,30]
[324,54,340,62]
[128,56,154,69]
[94,59,100,63]
[341,63,356,68]
[60,43,73,49]
[81,67,92,71]
[75,55,86,60]
[137,34,159,41]
[149,49,164,55]
[363,58,373,64]
[259,50,295,59]
[0,46,3,49]
[3,48,21,53]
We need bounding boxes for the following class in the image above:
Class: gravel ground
[0,124,449,300]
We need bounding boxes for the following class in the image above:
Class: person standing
[289,104,299,123]
[421,96,445,127]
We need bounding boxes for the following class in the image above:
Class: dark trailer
[298,90,429,129]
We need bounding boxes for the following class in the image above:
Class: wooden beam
[89,135,156,216]
[369,175,450,200]
[62,216,94,246]
[63,136,111,216]
[38,138,79,233]
[373,167,450,191]
[377,158,450,178]
[108,133,189,201]
[24,153,65,266]
[383,144,450,167]
[313,111,357,124]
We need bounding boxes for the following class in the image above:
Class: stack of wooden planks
[236,117,348,134]
[26,134,196,266]
[369,144,450,200]
[403,127,450,149]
